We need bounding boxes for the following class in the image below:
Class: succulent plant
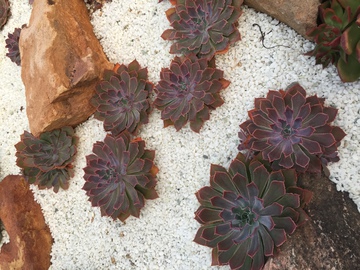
[161,0,243,60]
[194,152,312,270]
[238,83,346,175]
[5,25,25,66]
[306,0,360,82]
[83,131,159,221]
[15,127,78,193]
[0,0,10,29]
[154,54,230,132]
[91,60,153,136]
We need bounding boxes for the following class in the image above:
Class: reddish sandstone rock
[244,0,320,39]
[0,175,52,269]
[19,0,113,136]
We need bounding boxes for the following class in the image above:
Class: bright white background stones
[0,1,359,269]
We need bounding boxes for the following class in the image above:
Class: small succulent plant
[161,0,243,60]
[15,127,78,193]
[238,83,346,174]
[306,0,360,82]
[0,0,10,29]
[91,60,153,136]
[154,54,230,132]
[83,131,159,221]
[5,25,25,66]
[194,152,312,270]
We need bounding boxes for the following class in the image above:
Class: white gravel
[0,1,359,269]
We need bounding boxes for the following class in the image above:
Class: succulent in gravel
[15,127,78,193]
[154,54,230,132]
[194,152,312,270]
[238,83,346,175]
[83,131,158,221]
[91,60,153,136]
[5,25,25,66]
[0,0,10,29]
[161,0,243,60]
[306,0,360,82]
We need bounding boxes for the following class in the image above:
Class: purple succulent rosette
[306,0,360,82]
[5,25,26,66]
[161,0,243,60]
[194,153,312,270]
[15,127,78,193]
[154,54,230,132]
[238,83,346,174]
[91,60,153,136]
[83,131,159,221]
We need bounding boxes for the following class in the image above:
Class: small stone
[244,0,319,39]
[0,175,52,269]
[19,0,113,136]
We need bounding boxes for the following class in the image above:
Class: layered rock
[0,175,52,269]
[19,0,113,136]
[244,0,320,39]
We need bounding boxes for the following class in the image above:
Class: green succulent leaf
[337,52,360,82]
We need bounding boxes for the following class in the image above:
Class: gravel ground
[0,1,359,269]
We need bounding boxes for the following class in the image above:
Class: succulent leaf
[161,0,243,60]
[91,60,153,136]
[83,131,158,221]
[15,127,78,193]
[194,152,312,270]
[5,25,25,66]
[306,0,360,82]
[0,0,10,29]
[238,83,346,174]
[154,54,229,132]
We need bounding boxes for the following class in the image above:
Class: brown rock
[0,175,53,270]
[20,0,113,136]
[244,0,320,39]
[264,173,360,269]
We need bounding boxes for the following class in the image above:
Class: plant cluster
[83,131,158,221]
[195,82,345,270]
[154,54,230,132]
[91,60,153,136]
[15,127,78,193]
[306,0,360,82]
[5,25,25,66]
[195,153,312,270]
[0,0,10,29]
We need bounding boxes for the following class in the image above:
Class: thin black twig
[252,23,290,50]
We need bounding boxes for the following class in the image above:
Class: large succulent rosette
[91,60,153,136]
[83,131,158,221]
[15,127,78,192]
[154,54,230,132]
[306,0,360,82]
[161,0,243,60]
[238,83,346,174]
[194,153,312,270]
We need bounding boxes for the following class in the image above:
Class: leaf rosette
[238,83,346,174]
[15,127,78,192]
[83,131,159,221]
[194,153,312,270]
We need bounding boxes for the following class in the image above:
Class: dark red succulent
[83,131,159,221]
[238,83,346,175]
[154,54,230,132]
[194,152,312,270]
[161,0,243,60]
[5,25,25,66]
[91,60,153,136]
[15,127,78,193]
[0,0,10,30]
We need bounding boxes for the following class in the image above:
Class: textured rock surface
[0,175,52,270]
[244,0,320,39]
[20,0,113,136]
[264,173,360,269]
